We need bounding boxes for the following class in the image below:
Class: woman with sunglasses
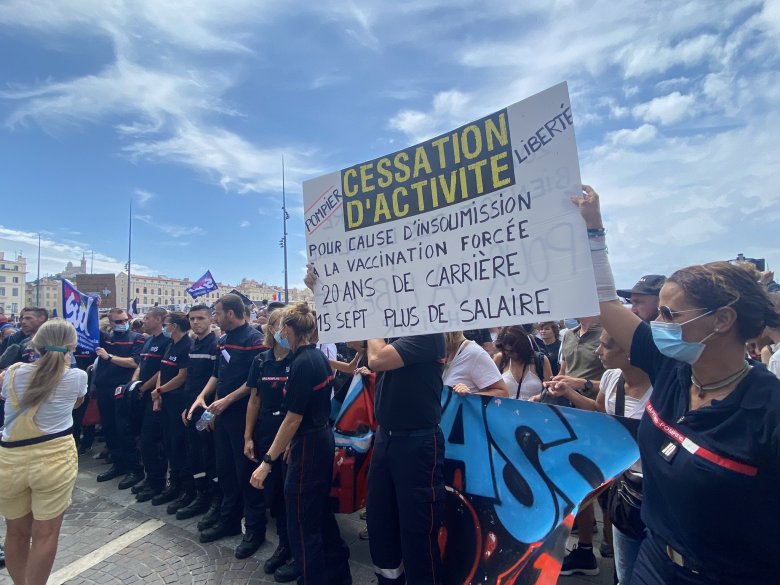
[574,185,780,585]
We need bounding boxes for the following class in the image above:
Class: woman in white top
[443,331,507,396]
[0,319,87,585]
[546,328,652,584]
[493,326,552,400]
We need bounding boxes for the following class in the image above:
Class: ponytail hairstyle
[20,319,77,408]
[281,302,317,346]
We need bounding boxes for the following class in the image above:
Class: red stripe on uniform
[312,375,333,391]
[645,402,758,477]
[221,344,268,351]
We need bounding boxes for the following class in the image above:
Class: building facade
[115,273,313,313]
[0,252,27,319]
[25,277,62,316]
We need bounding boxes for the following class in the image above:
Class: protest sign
[303,82,598,343]
[62,278,100,351]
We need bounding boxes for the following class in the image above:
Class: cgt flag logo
[187,270,218,299]
[62,278,100,351]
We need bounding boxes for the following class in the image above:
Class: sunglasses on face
[657,306,711,322]
[111,319,129,325]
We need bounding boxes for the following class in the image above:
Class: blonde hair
[20,319,77,408]
[444,330,467,362]
[281,302,317,346]
[263,308,286,348]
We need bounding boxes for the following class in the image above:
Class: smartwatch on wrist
[107,354,114,363]
[262,453,273,465]
[581,380,593,394]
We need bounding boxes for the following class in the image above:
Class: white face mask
[490,331,498,342]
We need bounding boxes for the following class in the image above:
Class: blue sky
[1,0,779,290]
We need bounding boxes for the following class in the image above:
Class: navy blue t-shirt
[139,333,170,384]
[159,335,190,393]
[93,330,144,387]
[214,323,266,408]
[247,348,292,419]
[186,331,217,397]
[283,344,332,433]
[374,334,446,432]
[632,322,780,580]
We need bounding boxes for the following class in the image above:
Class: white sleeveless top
[502,361,544,400]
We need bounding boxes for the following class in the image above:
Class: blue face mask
[650,311,716,364]
[113,324,129,333]
[274,330,290,350]
[563,318,579,330]
[162,327,171,338]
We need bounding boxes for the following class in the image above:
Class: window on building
[13,277,19,283]
[136,288,140,294]
[143,287,147,294]
[0,288,5,296]
[0,276,5,283]
[158,288,162,295]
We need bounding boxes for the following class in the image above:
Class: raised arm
[574,185,642,353]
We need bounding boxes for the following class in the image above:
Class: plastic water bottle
[196,410,215,431]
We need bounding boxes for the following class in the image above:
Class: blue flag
[62,278,100,351]
[187,270,218,299]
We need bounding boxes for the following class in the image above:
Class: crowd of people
[0,185,779,585]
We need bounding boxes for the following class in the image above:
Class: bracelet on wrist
[587,227,606,238]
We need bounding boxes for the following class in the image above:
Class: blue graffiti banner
[439,388,639,584]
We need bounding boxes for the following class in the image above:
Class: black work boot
[118,471,145,490]
[274,561,301,583]
[177,478,211,520]
[199,520,242,543]
[196,492,222,531]
[264,544,291,574]
[167,485,196,515]
[151,482,181,506]
[135,482,164,503]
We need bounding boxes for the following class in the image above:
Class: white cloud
[240,221,250,228]
[605,124,658,146]
[632,92,695,125]
[134,189,154,207]
[388,90,472,144]
[0,226,154,278]
[134,215,205,238]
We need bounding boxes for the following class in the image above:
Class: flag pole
[282,156,289,304]
[127,201,132,313]
[36,233,41,306]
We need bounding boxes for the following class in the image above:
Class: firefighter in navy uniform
[151,311,192,513]
[244,308,295,580]
[189,294,267,559]
[94,308,144,487]
[365,333,447,585]
[130,307,171,500]
[251,302,351,585]
[179,304,220,523]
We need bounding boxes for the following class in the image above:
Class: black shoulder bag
[606,375,646,539]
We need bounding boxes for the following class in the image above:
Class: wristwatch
[107,354,114,363]
[581,380,593,394]
[262,453,274,465]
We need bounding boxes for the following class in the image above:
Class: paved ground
[0,447,615,584]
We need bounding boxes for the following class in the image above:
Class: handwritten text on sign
[303,82,598,342]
